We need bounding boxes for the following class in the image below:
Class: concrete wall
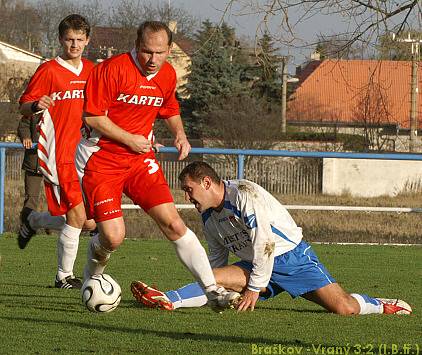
[323,158,422,197]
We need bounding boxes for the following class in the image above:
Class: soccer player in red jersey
[19,14,96,289]
[76,21,240,310]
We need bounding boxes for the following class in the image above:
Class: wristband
[31,101,39,113]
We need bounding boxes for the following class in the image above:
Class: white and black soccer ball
[81,274,121,313]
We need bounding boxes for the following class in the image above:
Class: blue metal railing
[158,146,422,180]
[2,142,422,234]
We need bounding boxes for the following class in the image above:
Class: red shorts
[79,149,173,222]
[44,163,83,216]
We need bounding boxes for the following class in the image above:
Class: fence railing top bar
[158,147,422,161]
[121,203,422,213]
[2,143,422,161]
[0,143,22,149]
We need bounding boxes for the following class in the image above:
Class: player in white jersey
[131,161,412,315]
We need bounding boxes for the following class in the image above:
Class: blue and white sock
[165,282,208,309]
[351,294,382,314]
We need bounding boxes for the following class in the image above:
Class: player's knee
[165,217,187,238]
[213,268,223,284]
[100,229,125,251]
[67,204,88,228]
[83,219,96,231]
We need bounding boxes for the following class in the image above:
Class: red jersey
[20,57,94,204]
[20,57,94,163]
[81,49,180,155]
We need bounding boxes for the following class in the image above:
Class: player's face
[136,29,171,75]
[59,29,89,60]
[181,176,211,213]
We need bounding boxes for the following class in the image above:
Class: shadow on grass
[0,282,56,290]
[0,314,343,348]
[257,305,327,313]
[128,299,329,315]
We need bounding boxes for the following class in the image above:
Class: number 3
[144,158,159,174]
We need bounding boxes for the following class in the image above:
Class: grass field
[0,234,420,354]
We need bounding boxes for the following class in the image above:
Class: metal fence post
[237,154,245,179]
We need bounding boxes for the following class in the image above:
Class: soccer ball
[81,274,121,313]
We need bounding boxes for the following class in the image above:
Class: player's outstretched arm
[84,114,152,154]
[164,115,191,160]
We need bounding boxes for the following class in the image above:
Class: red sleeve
[158,64,180,119]
[84,61,118,116]
[19,63,52,104]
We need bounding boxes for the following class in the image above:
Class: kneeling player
[131,161,412,315]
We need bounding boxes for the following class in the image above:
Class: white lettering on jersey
[62,90,71,99]
[146,96,155,105]
[94,198,114,207]
[139,85,156,89]
[153,97,163,107]
[103,209,121,216]
[127,95,139,104]
[52,92,62,100]
[72,90,84,99]
[138,96,147,105]
[116,93,164,107]
[51,90,84,101]
[117,93,130,102]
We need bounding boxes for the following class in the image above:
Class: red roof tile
[289,60,422,128]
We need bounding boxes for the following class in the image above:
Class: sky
[99,0,352,69]
[29,0,419,72]
[165,1,419,65]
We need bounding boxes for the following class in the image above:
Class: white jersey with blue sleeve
[202,179,303,292]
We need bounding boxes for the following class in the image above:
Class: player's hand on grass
[127,134,152,154]
[36,95,55,111]
[237,289,259,312]
[22,138,33,149]
[174,134,191,160]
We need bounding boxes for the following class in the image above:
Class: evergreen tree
[251,31,283,100]
[184,20,246,136]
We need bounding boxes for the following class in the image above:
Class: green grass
[0,235,420,354]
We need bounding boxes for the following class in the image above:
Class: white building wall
[323,158,422,197]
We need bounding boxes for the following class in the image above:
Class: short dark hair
[179,161,221,184]
[58,14,91,38]
[136,21,173,47]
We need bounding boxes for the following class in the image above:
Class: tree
[250,31,283,100]
[108,0,198,43]
[222,1,419,53]
[352,69,394,151]
[0,0,42,52]
[34,0,79,57]
[184,21,246,136]
[203,94,280,165]
[314,34,364,60]
[376,30,422,61]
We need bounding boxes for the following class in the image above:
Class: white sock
[57,224,81,280]
[172,229,216,290]
[351,293,383,315]
[83,232,112,281]
[28,211,66,230]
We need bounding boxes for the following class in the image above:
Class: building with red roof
[288,60,421,130]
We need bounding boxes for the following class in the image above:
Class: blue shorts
[234,241,335,299]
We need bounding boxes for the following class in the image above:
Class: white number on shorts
[144,158,159,174]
